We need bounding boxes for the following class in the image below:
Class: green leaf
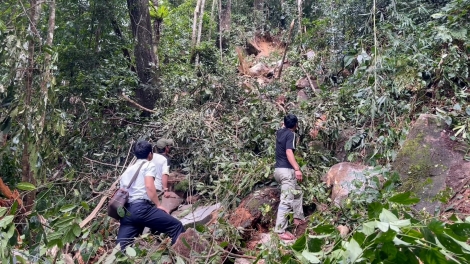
[126,247,136,257]
[53,216,75,228]
[382,242,397,260]
[418,248,448,264]
[219,241,229,248]
[352,232,366,245]
[449,223,470,238]
[0,215,14,229]
[436,234,463,255]
[16,182,36,191]
[347,238,362,262]
[402,248,420,264]
[428,220,445,234]
[64,229,76,244]
[368,202,383,219]
[379,209,399,223]
[389,192,420,205]
[421,227,436,244]
[377,229,397,243]
[362,221,377,235]
[117,207,125,218]
[292,234,307,251]
[307,238,323,252]
[10,200,18,215]
[466,107,470,116]
[390,219,411,231]
[81,201,90,210]
[0,207,7,217]
[60,204,77,213]
[301,250,320,263]
[312,224,335,234]
[72,223,81,237]
[281,254,293,263]
[46,239,63,248]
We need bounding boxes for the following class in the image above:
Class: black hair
[284,114,298,129]
[134,140,152,159]
[155,147,165,154]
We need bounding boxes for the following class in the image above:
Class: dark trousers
[117,201,185,249]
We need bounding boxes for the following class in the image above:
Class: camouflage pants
[274,168,305,233]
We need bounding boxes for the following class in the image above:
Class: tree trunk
[39,0,56,133]
[220,0,231,33]
[22,0,42,212]
[195,0,206,66]
[218,0,223,59]
[151,0,161,68]
[196,0,206,46]
[127,0,158,112]
[191,0,202,47]
[208,0,216,40]
[297,0,302,35]
[218,0,231,55]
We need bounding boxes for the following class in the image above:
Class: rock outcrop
[392,114,470,213]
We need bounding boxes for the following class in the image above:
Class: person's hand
[157,205,169,214]
[163,191,171,198]
[295,170,303,182]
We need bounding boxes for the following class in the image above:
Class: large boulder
[248,63,270,77]
[228,187,280,235]
[322,162,375,206]
[175,203,221,227]
[161,192,184,213]
[392,114,470,213]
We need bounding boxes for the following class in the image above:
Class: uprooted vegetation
[1,0,470,263]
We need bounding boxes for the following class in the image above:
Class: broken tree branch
[299,64,318,94]
[120,93,158,113]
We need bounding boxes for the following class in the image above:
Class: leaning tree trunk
[127,0,158,113]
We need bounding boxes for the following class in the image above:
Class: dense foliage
[1,0,469,263]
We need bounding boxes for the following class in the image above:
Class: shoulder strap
[124,161,147,188]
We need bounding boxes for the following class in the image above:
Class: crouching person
[117,140,185,250]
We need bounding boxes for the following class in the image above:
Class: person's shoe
[278,231,296,240]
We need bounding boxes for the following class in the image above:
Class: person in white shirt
[151,138,174,198]
[116,140,184,249]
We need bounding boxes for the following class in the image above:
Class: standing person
[117,140,184,250]
[274,114,306,240]
[151,138,174,198]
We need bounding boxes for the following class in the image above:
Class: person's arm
[285,132,302,182]
[286,149,302,182]
[162,173,170,197]
[161,159,170,198]
[145,176,169,213]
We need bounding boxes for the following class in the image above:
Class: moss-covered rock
[392,114,470,213]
